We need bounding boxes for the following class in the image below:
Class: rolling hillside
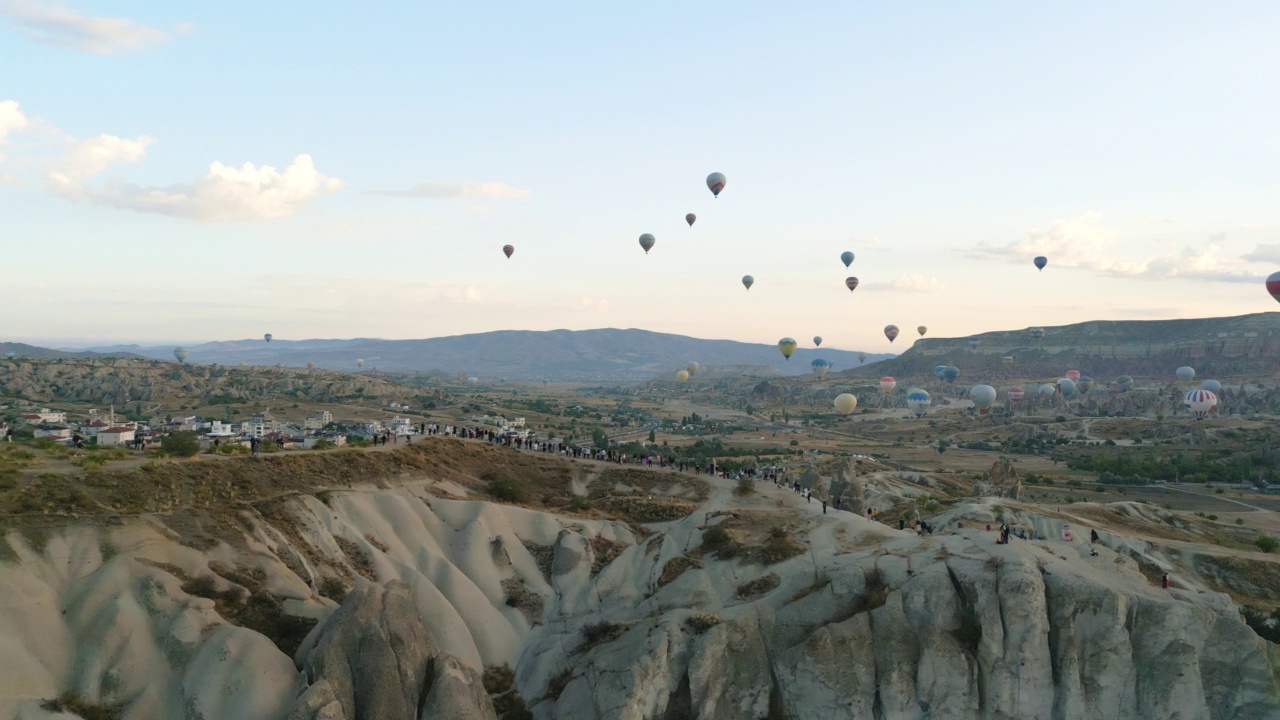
[86,329,893,381]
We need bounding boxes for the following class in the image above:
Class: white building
[239,419,269,438]
[80,420,109,437]
[391,417,417,436]
[35,409,67,424]
[97,427,136,446]
[304,410,333,431]
[206,420,236,438]
[34,426,72,441]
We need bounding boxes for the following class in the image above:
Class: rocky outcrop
[290,581,496,720]
[973,458,1023,499]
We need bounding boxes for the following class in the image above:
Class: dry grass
[736,573,780,600]
[589,535,628,574]
[334,536,376,581]
[657,556,703,588]
[577,621,629,653]
[501,577,544,624]
[484,665,533,720]
[788,575,831,604]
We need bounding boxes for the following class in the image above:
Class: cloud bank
[0,0,172,54]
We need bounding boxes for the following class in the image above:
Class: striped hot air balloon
[1185,389,1218,420]
[1267,272,1280,303]
[1007,386,1025,402]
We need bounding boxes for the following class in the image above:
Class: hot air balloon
[1201,379,1222,394]
[1267,271,1280,303]
[468,377,480,385]
[1116,375,1134,392]
[1002,356,1015,366]
[356,359,364,368]
[503,244,515,259]
[706,172,726,198]
[884,325,899,343]
[1077,377,1094,394]
[1029,327,1045,342]
[811,359,830,378]
[840,251,854,268]
[687,362,700,375]
[676,370,690,383]
[857,352,867,364]
[969,335,981,350]
[934,365,948,380]
[685,213,696,227]
[639,234,655,254]
[778,338,797,360]
[943,366,959,383]
[834,393,858,415]
[879,377,897,394]
[1057,378,1077,398]
[1185,389,1218,420]
[917,326,927,337]
[906,388,931,416]
[813,336,823,347]
[173,347,189,363]
[1039,383,1057,397]
[1176,366,1195,382]
[307,361,316,370]
[845,277,860,292]
[1065,369,1081,382]
[1108,382,1121,393]
[1007,386,1025,402]
[742,275,754,290]
[970,385,997,414]
[264,333,273,343]
[1034,256,1047,271]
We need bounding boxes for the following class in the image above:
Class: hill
[842,311,1280,383]
[0,342,144,361]
[85,329,893,381]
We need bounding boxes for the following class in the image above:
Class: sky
[1,1,1278,353]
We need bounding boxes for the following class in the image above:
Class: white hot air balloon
[1185,389,1217,420]
[356,359,365,368]
[1176,366,1195,382]
[834,393,858,415]
[906,388,931,417]
[173,347,189,363]
[687,362,700,375]
[676,370,690,383]
[706,172,727,198]
[879,377,897,394]
[970,384,997,414]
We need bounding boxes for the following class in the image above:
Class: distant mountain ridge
[0,342,145,361]
[84,329,892,381]
[844,311,1280,381]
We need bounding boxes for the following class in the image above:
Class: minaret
[109,404,115,427]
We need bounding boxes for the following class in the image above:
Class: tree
[1256,535,1279,554]
[591,428,609,450]
[648,429,656,443]
[161,431,201,457]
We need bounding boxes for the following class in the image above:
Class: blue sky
[1,1,1278,351]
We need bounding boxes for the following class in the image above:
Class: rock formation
[973,457,1023,499]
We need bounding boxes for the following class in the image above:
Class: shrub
[487,475,528,503]
[700,525,737,558]
[313,439,333,450]
[161,431,201,457]
[1255,536,1279,554]
[734,477,755,497]
[1236,518,1245,526]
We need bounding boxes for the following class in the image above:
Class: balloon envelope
[845,277,859,292]
[706,172,726,197]
[264,333,273,342]
[687,362,700,375]
[813,336,822,347]
[1077,377,1094,394]
[1065,370,1081,381]
[1185,389,1218,420]
[934,365,947,379]
[1116,375,1134,392]
[917,326,927,337]
[884,325,899,342]
[1029,327,1045,341]
[503,244,514,258]
[970,384,997,413]
[307,361,315,370]
[1267,271,1280,303]
[943,366,959,383]
[742,275,754,290]
[811,359,830,378]
[685,213,696,226]
[639,233,655,253]
[1007,386,1025,402]
[879,377,897,393]
[173,348,188,363]
[676,370,690,383]
[356,359,364,367]
[1176,366,1195,382]
[1201,379,1222,394]
[968,335,981,349]
[1039,383,1057,397]
[834,393,858,415]
[857,352,867,364]
[1057,378,1077,397]
[777,338,797,359]
[1034,256,1048,271]
[906,388,931,416]
[840,251,854,267]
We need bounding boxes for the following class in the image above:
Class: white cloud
[573,297,610,313]
[363,182,530,200]
[965,212,1259,283]
[0,0,172,54]
[889,273,945,292]
[1241,244,1280,264]
[48,133,152,185]
[0,99,29,161]
[50,148,342,221]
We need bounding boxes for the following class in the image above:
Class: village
[1,402,534,453]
